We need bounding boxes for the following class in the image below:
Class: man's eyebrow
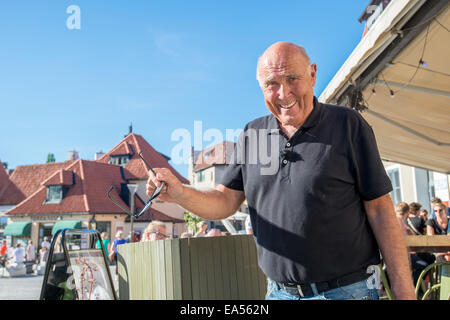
[262,76,275,85]
[285,72,302,78]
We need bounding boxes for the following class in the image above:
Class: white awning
[319,1,450,173]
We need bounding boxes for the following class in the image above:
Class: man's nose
[277,83,290,100]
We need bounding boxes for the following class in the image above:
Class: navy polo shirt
[218,97,393,284]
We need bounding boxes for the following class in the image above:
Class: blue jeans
[265,278,379,300]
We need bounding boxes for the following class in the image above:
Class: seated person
[395,202,434,290]
[395,202,412,235]
[11,243,25,264]
[430,197,450,219]
[419,209,428,222]
[427,202,450,262]
[405,202,426,235]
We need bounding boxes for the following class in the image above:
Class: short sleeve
[216,130,245,191]
[351,114,393,201]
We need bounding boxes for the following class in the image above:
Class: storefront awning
[51,220,82,235]
[3,222,32,236]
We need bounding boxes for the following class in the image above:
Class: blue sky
[0,1,369,177]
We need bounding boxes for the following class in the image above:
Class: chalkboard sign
[40,229,117,300]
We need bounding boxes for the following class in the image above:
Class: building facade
[1,133,189,247]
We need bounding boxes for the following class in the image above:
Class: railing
[117,234,267,300]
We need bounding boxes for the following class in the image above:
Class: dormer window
[109,155,130,166]
[46,185,63,203]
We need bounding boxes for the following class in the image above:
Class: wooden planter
[117,234,267,300]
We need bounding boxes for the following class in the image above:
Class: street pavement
[0,266,119,300]
[0,273,43,300]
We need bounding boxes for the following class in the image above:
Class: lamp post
[127,184,138,242]
[89,214,97,231]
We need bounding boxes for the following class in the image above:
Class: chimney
[67,150,79,161]
[95,151,105,160]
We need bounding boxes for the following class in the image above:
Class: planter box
[117,234,267,300]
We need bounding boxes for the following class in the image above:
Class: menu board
[68,249,115,300]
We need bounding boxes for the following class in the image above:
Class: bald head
[257,42,311,82]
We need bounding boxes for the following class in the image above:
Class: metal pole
[127,184,138,243]
[130,200,135,242]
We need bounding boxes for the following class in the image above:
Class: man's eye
[288,76,298,81]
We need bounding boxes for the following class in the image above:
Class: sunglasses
[106,150,165,219]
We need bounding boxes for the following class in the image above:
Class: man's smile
[279,100,297,109]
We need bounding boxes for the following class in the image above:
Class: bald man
[147,42,416,300]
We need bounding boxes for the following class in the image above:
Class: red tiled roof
[0,161,74,206]
[96,133,189,184]
[0,163,10,198]
[194,141,236,172]
[43,169,73,186]
[5,160,133,215]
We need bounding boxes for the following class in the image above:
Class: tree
[46,153,56,163]
[184,212,203,234]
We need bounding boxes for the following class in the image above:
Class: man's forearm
[368,210,416,299]
[365,195,416,300]
[175,184,239,220]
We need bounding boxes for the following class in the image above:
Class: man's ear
[310,63,317,87]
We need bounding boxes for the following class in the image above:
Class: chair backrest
[415,261,450,300]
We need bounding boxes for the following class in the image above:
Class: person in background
[395,202,434,289]
[419,209,428,222]
[405,202,426,235]
[206,229,223,237]
[110,231,127,276]
[41,237,50,250]
[96,232,110,259]
[430,197,450,219]
[194,221,208,237]
[0,240,7,268]
[141,223,154,242]
[12,243,25,264]
[39,246,49,265]
[149,221,168,241]
[0,240,7,257]
[141,221,168,242]
[395,202,412,236]
[426,202,450,262]
[25,240,36,263]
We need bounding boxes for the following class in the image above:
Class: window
[197,171,205,182]
[0,216,8,230]
[109,155,130,166]
[46,185,63,203]
[387,168,401,205]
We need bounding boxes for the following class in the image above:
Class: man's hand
[146,168,184,203]
[146,168,245,221]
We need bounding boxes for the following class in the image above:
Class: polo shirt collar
[268,96,322,134]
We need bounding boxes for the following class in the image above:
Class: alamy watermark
[171,121,280,176]
[366,265,382,290]
[66,5,81,30]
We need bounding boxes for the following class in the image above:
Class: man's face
[258,49,317,127]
